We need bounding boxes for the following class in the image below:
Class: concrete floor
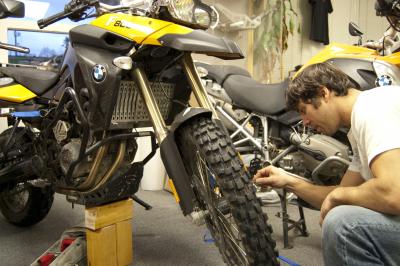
[0,190,323,265]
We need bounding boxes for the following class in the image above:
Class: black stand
[276,189,309,249]
[132,195,152,210]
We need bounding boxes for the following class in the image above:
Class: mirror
[0,0,24,19]
[349,22,363,37]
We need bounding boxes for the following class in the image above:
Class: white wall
[277,0,388,82]
[197,0,389,82]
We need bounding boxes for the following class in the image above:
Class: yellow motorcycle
[0,0,278,265]
[296,23,400,89]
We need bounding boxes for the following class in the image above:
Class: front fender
[160,107,212,215]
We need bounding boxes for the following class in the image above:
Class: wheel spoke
[195,152,249,265]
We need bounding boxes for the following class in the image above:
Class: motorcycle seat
[195,62,251,84]
[0,67,59,96]
[223,75,288,115]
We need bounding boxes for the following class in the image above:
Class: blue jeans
[322,205,400,266]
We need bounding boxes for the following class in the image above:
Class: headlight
[166,0,214,29]
[167,0,195,24]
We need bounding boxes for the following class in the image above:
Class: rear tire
[177,116,278,265]
[0,128,54,226]
[0,183,54,226]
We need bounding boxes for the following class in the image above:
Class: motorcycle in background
[0,0,279,264]
[198,62,351,186]
[200,1,400,186]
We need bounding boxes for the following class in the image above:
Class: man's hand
[319,188,343,226]
[252,166,296,189]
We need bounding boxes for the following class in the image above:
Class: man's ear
[321,86,330,102]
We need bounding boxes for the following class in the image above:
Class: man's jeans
[322,205,400,266]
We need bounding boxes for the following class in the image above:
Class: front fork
[131,52,217,144]
[131,52,217,215]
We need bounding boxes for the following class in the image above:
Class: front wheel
[177,116,278,266]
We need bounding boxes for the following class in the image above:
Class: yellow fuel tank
[91,14,192,46]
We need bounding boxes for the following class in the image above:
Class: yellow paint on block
[0,84,36,103]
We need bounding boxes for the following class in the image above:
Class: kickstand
[132,195,152,210]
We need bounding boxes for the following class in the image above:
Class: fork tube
[181,53,217,115]
[131,66,168,143]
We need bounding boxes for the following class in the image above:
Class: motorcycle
[198,60,352,186]
[199,4,400,187]
[0,0,279,265]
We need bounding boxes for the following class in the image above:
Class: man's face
[297,97,340,136]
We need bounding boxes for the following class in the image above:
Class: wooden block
[85,199,133,230]
[116,220,133,266]
[86,225,117,266]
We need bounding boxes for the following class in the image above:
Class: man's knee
[322,205,367,247]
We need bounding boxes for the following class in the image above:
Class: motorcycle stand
[132,195,152,210]
[276,189,310,249]
[31,198,134,266]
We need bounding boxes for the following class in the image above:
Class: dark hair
[286,62,359,110]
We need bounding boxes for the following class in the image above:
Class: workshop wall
[280,0,388,82]
[198,0,388,83]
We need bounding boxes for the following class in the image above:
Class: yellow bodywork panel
[91,14,193,46]
[296,42,378,77]
[168,179,180,203]
[0,84,36,103]
[149,23,193,44]
[380,52,400,66]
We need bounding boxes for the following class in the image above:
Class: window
[7,30,68,71]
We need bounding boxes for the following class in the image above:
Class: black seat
[223,75,289,115]
[195,62,251,84]
[0,67,59,96]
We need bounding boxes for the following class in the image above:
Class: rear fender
[160,107,212,215]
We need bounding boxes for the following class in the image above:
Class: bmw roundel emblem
[92,64,107,82]
[375,74,393,87]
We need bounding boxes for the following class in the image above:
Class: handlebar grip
[0,42,30,54]
[37,10,69,29]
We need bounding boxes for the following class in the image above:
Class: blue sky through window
[7,30,68,57]
[13,0,121,24]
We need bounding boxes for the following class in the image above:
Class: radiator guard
[110,81,174,129]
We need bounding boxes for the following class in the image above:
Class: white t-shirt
[347,85,400,180]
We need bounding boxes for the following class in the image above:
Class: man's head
[287,62,359,134]
[287,62,358,111]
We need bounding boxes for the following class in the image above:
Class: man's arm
[321,149,400,218]
[253,166,363,209]
[287,169,364,209]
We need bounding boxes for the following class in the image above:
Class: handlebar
[37,10,72,29]
[0,42,30,54]
[37,0,99,29]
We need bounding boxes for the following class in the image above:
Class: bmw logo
[375,74,393,87]
[92,64,107,82]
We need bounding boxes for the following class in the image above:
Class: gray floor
[0,190,323,266]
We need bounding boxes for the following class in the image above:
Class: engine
[283,133,351,185]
